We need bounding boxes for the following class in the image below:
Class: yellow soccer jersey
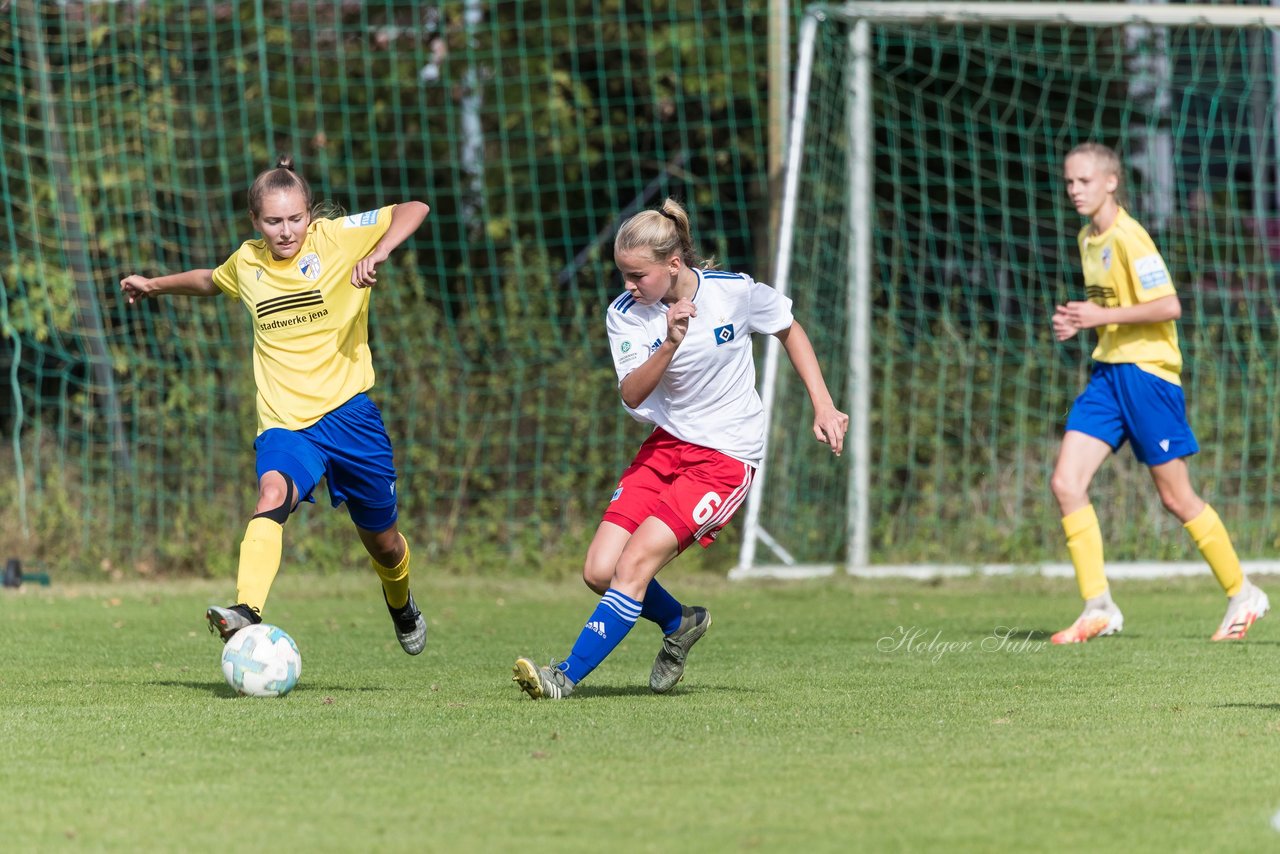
[1076,208,1182,385]
[212,205,396,432]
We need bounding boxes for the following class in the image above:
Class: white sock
[1084,589,1116,612]
[1228,579,1254,604]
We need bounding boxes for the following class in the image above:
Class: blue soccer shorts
[254,393,399,531]
[1064,361,1198,466]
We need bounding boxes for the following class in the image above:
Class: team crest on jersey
[610,486,623,502]
[620,341,631,353]
[1100,246,1112,270]
[713,324,735,346]
[298,253,321,280]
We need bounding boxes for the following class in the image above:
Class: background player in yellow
[1049,142,1268,644]
[120,157,432,654]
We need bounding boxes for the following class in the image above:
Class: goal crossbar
[813,3,1280,29]
[735,2,1280,580]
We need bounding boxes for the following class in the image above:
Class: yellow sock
[1063,504,1107,600]
[235,517,284,614]
[1185,504,1243,597]
[373,534,411,609]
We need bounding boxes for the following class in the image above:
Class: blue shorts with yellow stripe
[1065,362,1198,466]
[254,393,399,531]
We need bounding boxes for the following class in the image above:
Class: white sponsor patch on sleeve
[614,338,645,368]
[616,339,642,368]
[1133,254,1170,290]
[342,210,380,228]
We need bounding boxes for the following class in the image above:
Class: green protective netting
[0,0,786,576]
[753,10,1280,567]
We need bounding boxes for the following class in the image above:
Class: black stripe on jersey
[257,293,324,318]
[257,296,324,318]
[257,291,322,314]
[1084,285,1116,305]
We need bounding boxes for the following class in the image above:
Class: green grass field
[3,572,1279,851]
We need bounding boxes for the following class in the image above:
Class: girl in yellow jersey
[1050,142,1267,644]
[120,157,432,654]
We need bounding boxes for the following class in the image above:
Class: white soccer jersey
[606,267,794,466]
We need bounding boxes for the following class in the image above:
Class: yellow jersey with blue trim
[211,205,396,432]
[1076,207,1182,385]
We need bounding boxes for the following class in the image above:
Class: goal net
[736,2,1280,579]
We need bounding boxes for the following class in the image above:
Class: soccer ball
[220,624,302,697]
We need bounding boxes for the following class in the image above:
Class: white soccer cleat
[1051,607,1124,645]
[1211,582,1270,641]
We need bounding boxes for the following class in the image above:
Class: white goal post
[733,2,1280,580]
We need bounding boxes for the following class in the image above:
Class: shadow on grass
[957,627,1135,642]
[150,679,239,698]
[571,684,750,699]
[1216,702,1280,711]
[1000,628,1057,641]
[151,679,390,697]
[1176,637,1280,644]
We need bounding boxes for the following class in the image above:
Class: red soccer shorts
[602,428,756,551]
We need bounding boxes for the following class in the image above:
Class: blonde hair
[1066,142,1129,208]
[247,156,345,220]
[248,155,313,217]
[613,198,715,269]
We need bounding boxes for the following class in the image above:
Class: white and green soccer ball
[221,624,302,697]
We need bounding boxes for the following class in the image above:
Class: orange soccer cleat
[1211,582,1270,641]
[1051,607,1124,645]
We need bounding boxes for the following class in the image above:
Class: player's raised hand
[665,297,696,346]
[119,274,155,305]
[813,403,849,456]
[351,247,391,288]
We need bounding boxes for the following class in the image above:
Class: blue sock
[640,578,683,635]
[559,588,642,685]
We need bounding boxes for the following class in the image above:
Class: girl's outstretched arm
[775,320,849,456]
[119,269,218,303]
